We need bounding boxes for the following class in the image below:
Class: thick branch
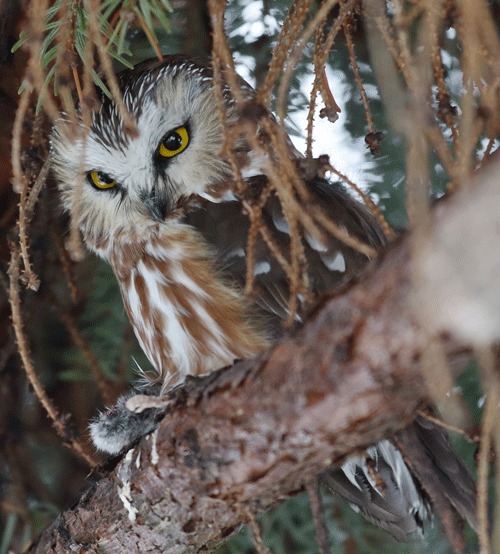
[27,243,464,554]
[28,155,500,553]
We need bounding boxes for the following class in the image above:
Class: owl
[51,56,477,539]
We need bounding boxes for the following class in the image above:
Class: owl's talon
[125,393,171,413]
[89,387,165,454]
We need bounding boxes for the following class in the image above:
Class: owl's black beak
[141,188,170,222]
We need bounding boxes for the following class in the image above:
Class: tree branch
[24,250,463,553]
[28,153,500,553]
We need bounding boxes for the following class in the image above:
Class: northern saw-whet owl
[51,56,477,540]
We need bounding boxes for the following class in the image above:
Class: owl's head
[51,57,247,245]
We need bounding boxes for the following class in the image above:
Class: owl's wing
[184,175,387,335]
[185,177,477,540]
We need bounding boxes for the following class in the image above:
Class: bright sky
[228,0,380,192]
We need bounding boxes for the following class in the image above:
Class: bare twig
[328,165,395,241]
[344,18,375,133]
[25,157,50,216]
[243,508,271,554]
[257,0,314,108]
[11,87,40,291]
[26,0,60,122]
[134,9,163,61]
[476,346,498,554]
[276,0,352,122]
[307,479,330,554]
[416,410,477,443]
[84,0,136,133]
[209,0,246,105]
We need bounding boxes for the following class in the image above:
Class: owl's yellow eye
[158,126,189,158]
[89,171,116,190]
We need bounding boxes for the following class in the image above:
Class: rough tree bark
[27,154,500,554]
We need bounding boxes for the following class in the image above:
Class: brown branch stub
[317,63,341,124]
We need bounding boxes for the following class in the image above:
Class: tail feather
[321,440,430,541]
[395,416,478,532]
[321,418,476,540]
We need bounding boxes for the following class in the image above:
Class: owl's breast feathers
[87,220,269,388]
